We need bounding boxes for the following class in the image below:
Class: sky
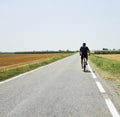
[0,0,120,52]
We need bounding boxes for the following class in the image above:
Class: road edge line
[88,63,120,117]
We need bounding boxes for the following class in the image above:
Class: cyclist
[79,43,90,68]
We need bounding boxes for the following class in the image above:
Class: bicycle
[83,57,87,72]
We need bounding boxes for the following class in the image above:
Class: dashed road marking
[0,65,46,85]
[88,63,120,117]
[96,81,106,93]
[88,64,97,79]
[105,99,120,117]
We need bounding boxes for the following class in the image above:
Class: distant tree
[66,49,70,52]
[59,50,62,52]
[103,48,108,50]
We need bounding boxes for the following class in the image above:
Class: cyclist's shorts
[81,55,88,60]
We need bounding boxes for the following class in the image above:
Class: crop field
[95,54,120,62]
[0,53,70,72]
[0,53,73,81]
[90,54,120,97]
[90,54,120,82]
[90,54,120,74]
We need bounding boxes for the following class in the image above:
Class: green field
[89,54,120,82]
[90,55,120,74]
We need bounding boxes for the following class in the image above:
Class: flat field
[0,53,73,81]
[90,54,120,99]
[0,53,68,72]
[90,54,120,94]
[89,54,120,83]
[96,54,120,62]
[90,54,120,74]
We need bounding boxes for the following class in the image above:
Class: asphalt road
[0,54,119,117]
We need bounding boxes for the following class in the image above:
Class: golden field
[96,54,120,62]
[0,53,65,72]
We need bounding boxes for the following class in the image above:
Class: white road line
[96,81,106,93]
[0,74,24,85]
[0,65,44,85]
[88,64,97,79]
[88,63,120,117]
[105,99,120,117]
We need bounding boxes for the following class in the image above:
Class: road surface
[0,54,120,117]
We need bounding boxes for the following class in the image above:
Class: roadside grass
[89,55,120,82]
[90,55,120,74]
[0,53,73,81]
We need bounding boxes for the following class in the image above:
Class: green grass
[89,55,120,74]
[0,53,73,81]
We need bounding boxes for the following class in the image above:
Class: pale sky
[0,0,120,52]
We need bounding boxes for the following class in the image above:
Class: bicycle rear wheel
[83,58,86,72]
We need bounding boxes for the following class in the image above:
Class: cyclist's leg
[86,55,88,65]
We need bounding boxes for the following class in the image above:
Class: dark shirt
[80,46,89,56]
